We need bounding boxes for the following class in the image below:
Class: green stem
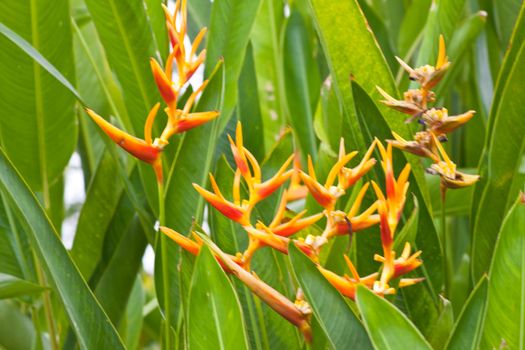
[441,187,449,297]
[33,252,59,350]
[157,178,171,350]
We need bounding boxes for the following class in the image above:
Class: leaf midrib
[108,0,152,129]
[30,0,49,207]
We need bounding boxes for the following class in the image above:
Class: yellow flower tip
[85,108,162,164]
[272,211,324,237]
[318,265,358,299]
[255,168,294,200]
[174,111,219,133]
[399,277,425,288]
[370,180,386,202]
[144,102,161,145]
[160,226,201,256]
[437,34,448,69]
[343,255,360,281]
[299,171,335,209]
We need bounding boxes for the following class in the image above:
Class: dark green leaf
[481,195,525,349]
[0,149,125,349]
[356,285,432,350]
[188,246,249,350]
[0,273,47,300]
[289,243,372,349]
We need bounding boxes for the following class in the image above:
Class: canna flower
[85,104,164,182]
[396,34,450,90]
[427,134,479,190]
[421,108,476,135]
[387,131,439,161]
[318,255,378,299]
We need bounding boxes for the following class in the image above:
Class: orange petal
[160,226,201,255]
[193,183,248,225]
[299,171,335,209]
[175,111,219,133]
[86,108,161,164]
[318,266,357,299]
[150,58,177,107]
[272,212,324,237]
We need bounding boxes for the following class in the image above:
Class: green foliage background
[0,0,524,349]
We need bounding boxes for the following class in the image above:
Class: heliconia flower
[299,152,353,210]
[427,134,480,189]
[161,0,207,86]
[374,242,422,279]
[398,277,425,288]
[253,155,294,200]
[228,122,252,181]
[269,191,324,237]
[340,139,377,189]
[150,58,177,109]
[376,86,424,117]
[85,105,164,182]
[193,173,250,226]
[286,153,308,201]
[396,35,450,90]
[160,226,243,270]
[157,80,219,145]
[245,223,289,254]
[422,108,476,135]
[387,131,439,161]
[203,236,312,341]
[374,141,410,232]
[318,255,378,300]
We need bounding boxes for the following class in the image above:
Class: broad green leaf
[445,276,488,350]
[356,285,432,350]
[283,10,320,159]
[251,0,287,149]
[188,246,249,350]
[0,301,35,350]
[0,273,47,300]
[494,0,523,50]
[83,0,159,135]
[0,195,27,278]
[397,0,431,57]
[206,0,262,130]
[71,151,123,279]
[427,173,473,216]
[119,278,144,350]
[481,195,525,349]
[0,149,125,349]
[94,215,148,325]
[145,0,169,60]
[0,2,77,194]
[435,11,487,98]
[187,0,211,39]
[471,39,525,279]
[238,43,265,160]
[416,0,466,66]
[289,243,373,349]
[393,197,418,253]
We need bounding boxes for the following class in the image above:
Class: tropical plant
[0,0,524,349]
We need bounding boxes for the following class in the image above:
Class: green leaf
[188,246,249,350]
[0,149,125,349]
[481,195,525,349]
[356,285,432,350]
[70,151,123,279]
[471,39,525,279]
[494,0,523,49]
[288,243,373,349]
[0,301,35,350]
[0,273,47,300]
[0,2,77,193]
[206,0,262,129]
[397,0,432,57]
[445,276,488,350]
[283,10,320,159]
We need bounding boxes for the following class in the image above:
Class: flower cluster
[377,35,479,196]
[85,0,218,182]
[160,122,424,338]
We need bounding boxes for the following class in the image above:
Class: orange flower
[85,105,164,182]
[339,140,377,189]
[268,191,323,237]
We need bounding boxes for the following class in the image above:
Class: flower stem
[441,186,449,297]
[157,178,172,350]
